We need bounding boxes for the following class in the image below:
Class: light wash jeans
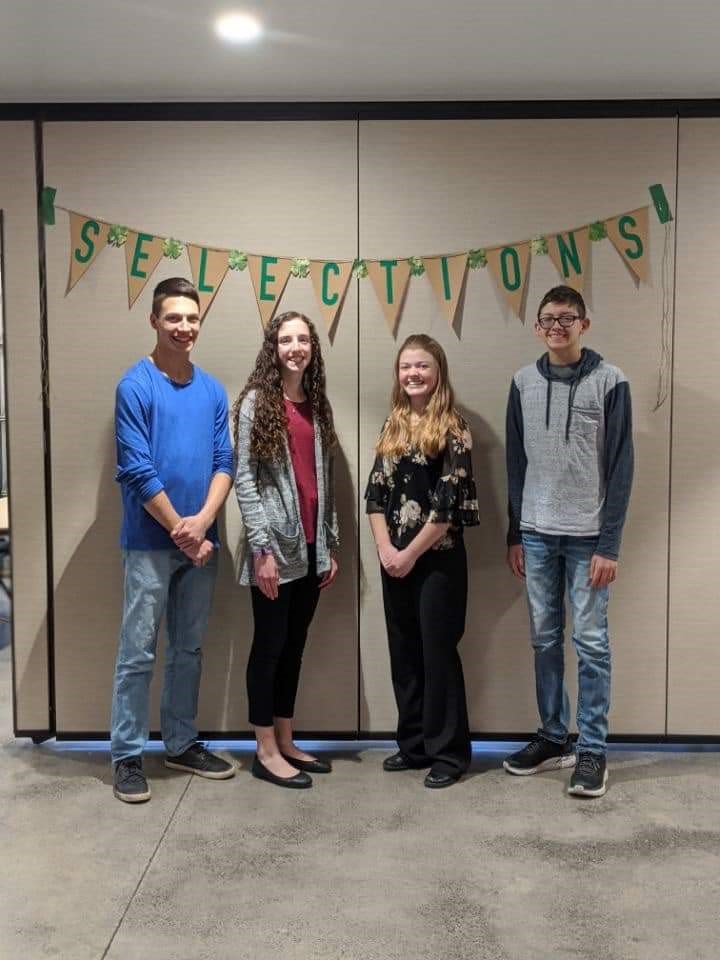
[521,532,610,755]
[110,548,217,763]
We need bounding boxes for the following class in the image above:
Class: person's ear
[150,313,158,329]
[580,315,591,332]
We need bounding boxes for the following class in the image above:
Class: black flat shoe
[251,754,312,789]
[280,753,332,774]
[383,751,432,772]
[424,769,462,789]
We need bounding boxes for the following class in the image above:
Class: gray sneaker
[503,735,576,776]
[165,742,235,779]
[113,757,151,803]
[568,751,608,797]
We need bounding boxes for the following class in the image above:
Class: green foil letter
[130,233,154,279]
[500,247,521,291]
[322,262,340,306]
[260,256,278,301]
[74,220,100,264]
[440,257,452,301]
[618,216,643,260]
[198,248,214,293]
[379,260,398,304]
[556,232,582,279]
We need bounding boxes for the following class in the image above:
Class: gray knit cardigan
[234,390,339,586]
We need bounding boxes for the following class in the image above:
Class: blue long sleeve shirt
[115,357,234,550]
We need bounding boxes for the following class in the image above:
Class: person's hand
[589,554,617,588]
[319,555,338,590]
[506,544,525,579]
[171,514,208,550]
[184,538,214,568]
[385,548,417,579]
[377,544,400,572]
[254,552,279,600]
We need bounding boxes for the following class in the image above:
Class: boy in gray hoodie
[503,285,633,797]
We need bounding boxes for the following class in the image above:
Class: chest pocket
[571,404,602,441]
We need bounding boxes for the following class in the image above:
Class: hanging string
[652,222,673,411]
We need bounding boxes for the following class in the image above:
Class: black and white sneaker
[568,751,608,797]
[165,742,235,780]
[113,757,151,803]
[503,735,576,776]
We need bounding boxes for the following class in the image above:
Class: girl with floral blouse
[365,334,479,788]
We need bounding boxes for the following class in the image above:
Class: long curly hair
[376,334,463,459]
[232,311,337,463]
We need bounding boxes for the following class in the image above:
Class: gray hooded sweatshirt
[505,348,633,560]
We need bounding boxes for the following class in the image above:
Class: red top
[284,396,318,544]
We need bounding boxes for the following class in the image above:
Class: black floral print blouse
[364,418,480,551]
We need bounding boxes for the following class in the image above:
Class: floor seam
[98,774,193,960]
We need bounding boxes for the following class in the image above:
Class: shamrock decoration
[290,257,311,279]
[108,225,129,247]
[467,249,487,269]
[162,238,183,259]
[407,256,425,277]
[589,221,607,241]
[530,236,548,256]
[352,258,368,279]
[228,250,248,271]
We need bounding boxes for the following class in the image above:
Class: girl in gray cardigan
[233,311,339,789]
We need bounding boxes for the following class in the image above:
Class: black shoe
[113,757,151,803]
[568,751,608,797]
[251,754,312,789]
[503,735,576,776]
[424,768,462,789]
[383,751,433,772]
[165,742,236,780]
[280,752,332,774]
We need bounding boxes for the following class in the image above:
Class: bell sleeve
[428,420,480,527]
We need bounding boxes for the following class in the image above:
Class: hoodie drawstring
[545,379,552,429]
[566,381,578,442]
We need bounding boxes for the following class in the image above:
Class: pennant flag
[424,254,468,327]
[605,207,650,283]
[187,245,231,320]
[366,259,411,335]
[66,213,109,294]
[248,255,293,328]
[485,243,531,317]
[124,232,165,308]
[546,226,590,293]
[309,260,354,335]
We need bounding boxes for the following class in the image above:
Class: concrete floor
[1,644,719,960]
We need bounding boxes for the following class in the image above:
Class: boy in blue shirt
[111,277,234,802]
[504,286,633,798]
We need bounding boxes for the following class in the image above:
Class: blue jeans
[110,549,217,762]
[521,532,610,755]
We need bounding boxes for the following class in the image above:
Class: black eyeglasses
[537,313,581,330]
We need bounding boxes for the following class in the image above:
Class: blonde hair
[376,334,463,459]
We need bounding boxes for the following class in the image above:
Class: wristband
[252,547,273,559]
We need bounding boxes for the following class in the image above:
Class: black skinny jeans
[381,542,471,775]
[247,545,320,727]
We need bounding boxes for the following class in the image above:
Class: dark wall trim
[2,99,720,123]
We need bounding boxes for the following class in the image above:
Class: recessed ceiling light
[215,12,263,44]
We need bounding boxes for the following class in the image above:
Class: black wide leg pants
[380,543,471,776]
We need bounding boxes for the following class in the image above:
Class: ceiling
[2,0,719,104]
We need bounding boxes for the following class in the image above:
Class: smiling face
[534,300,590,361]
[397,347,439,410]
[151,295,201,356]
[276,316,312,379]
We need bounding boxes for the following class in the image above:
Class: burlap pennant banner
[366,259,411,335]
[605,206,650,283]
[66,212,109,294]
[309,260,354,334]
[124,232,166,308]
[187,245,231,320]
[424,254,468,327]
[485,243,531,318]
[546,226,590,293]
[248,255,293,328]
